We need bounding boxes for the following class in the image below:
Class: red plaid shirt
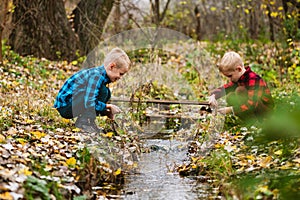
[211,66,274,116]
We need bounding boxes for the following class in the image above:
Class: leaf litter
[0,55,141,199]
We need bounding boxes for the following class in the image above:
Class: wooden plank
[110,97,210,105]
[145,114,205,120]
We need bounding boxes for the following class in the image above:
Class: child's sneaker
[75,116,101,133]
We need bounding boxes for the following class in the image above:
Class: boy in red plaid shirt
[208,51,274,123]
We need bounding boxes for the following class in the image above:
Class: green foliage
[24,176,62,200]
[76,147,92,167]
[203,149,234,178]
[73,196,88,200]
[258,88,300,142]
[232,171,300,199]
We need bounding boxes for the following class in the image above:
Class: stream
[103,43,223,199]
[121,137,211,200]
[96,102,222,200]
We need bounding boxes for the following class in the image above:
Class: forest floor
[0,44,299,199]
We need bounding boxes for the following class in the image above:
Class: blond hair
[217,51,244,72]
[104,47,131,69]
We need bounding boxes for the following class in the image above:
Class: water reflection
[121,139,208,200]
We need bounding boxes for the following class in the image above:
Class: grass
[0,41,299,199]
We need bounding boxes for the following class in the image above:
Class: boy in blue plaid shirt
[54,47,131,133]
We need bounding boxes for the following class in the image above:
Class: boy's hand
[106,104,122,120]
[107,104,121,114]
[208,94,218,108]
[217,106,234,115]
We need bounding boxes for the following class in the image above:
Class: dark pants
[57,86,111,120]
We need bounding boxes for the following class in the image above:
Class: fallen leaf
[18,167,32,176]
[274,149,282,156]
[0,192,13,200]
[30,131,46,139]
[0,134,5,143]
[72,128,81,132]
[259,156,272,168]
[114,168,122,176]
[25,119,34,124]
[7,127,17,135]
[66,157,76,167]
[103,132,114,138]
[292,158,300,163]
[2,143,14,151]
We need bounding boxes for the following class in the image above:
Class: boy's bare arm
[217,106,234,115]
[208,94,218,107]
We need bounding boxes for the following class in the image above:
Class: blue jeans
[57,85,111,120]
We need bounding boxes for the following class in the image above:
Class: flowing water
[120,137,211,200]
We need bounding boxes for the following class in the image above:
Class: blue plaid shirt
[54,65,111,112]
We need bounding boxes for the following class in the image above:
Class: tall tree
[150,0,171,26]
[72,0,115,55]
[194,5,202,41]
[0,0,9,63]
[248,0,259,39]
[8,0,79,61]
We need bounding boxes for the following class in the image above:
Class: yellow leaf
[72,128,81,132]
[62,118,70,123]
[244,9,250,14]
[104,132,114,138]
[246,155,255,161]
[210,7,217,11]
[191,156,198,162]
[278,161,292,170]
[16,138,27,145]
[257,185,273,195]
[26,119,34,124]
[274,149,282,155]
[270,12,278,18]
[214,143,224,148]
[66,157,76,167]
[0,134,5,143]
[114,168,122,176]
[71,60,78,65]
[30,131,46,139]
[261,4,267,9]
[259,156,272,168]
[0,192,13,200]
[19,167,32,176]
[278,6,283,11]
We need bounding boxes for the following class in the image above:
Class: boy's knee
[57,107,74,119]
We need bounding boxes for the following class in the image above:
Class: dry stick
[110,98,210,106]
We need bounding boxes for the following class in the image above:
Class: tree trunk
[0,0,9,63]
[8,0,79,61]
[194,5,202,41]
[249,0,259,39]
[267,5,275,41]
[72,0,115,55]
[150,0,171,27]
[113,0,121,34]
